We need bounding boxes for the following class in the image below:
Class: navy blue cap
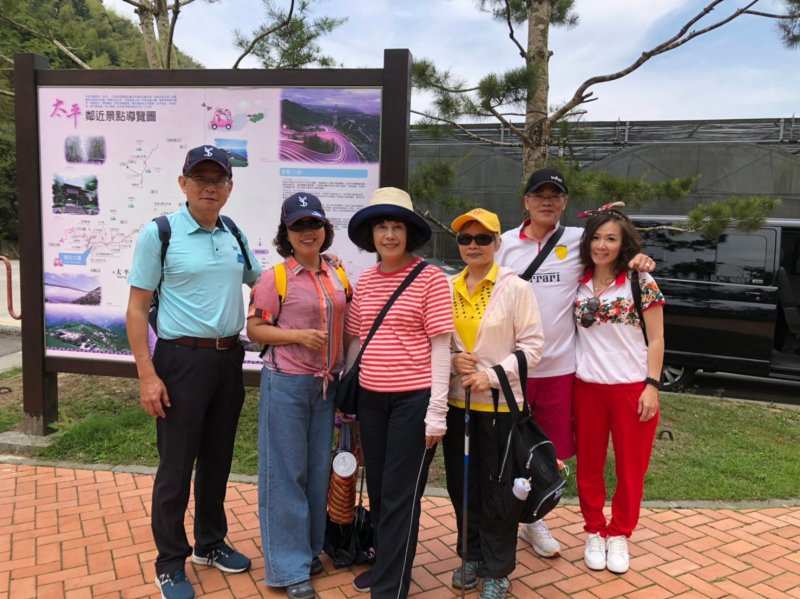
[281,192,327,225]
[182,145,232,177]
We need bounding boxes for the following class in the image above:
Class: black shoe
[310,556,323,576]
[191,542,251,573]
[287,580,315,599]
[352,569,372,593]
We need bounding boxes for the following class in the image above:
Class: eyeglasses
[188,175,230,188]
[456,233,495,246]
[579,297,601,328]
[528,193,564,201]
[288,219,325,232]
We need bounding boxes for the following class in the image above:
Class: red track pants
[574,379,659,538]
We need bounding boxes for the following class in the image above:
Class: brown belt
[162,335,240,350]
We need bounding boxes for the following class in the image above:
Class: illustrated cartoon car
[210,108,233,130]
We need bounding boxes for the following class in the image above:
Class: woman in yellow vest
[247,193,350,599]
[444,208,545,599]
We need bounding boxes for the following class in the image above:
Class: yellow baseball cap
[451,208,501,234]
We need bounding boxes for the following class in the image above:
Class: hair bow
[577,201,626,219]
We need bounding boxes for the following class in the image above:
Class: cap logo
[551,175,563,183]
[203,146,214,158]
[297,195,308,207]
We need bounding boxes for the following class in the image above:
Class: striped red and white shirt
[345,257,454,393]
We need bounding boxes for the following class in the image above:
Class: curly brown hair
[273,221,335,258]
[579,211,642,275]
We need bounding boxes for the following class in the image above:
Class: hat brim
[451,213,500,234]
[183,158,232,177]
[348,204,432,251]
[283,209,328,226]
[526,180,567,195]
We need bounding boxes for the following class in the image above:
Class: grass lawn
[1,369,798,501]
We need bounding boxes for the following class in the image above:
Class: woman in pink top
[345,187,453,599]
[247,193,350,599]
[573,208,665,576]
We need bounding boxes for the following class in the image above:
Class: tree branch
[120,0,150,10]
[170,0,198,7]
[0,53,14,65]
[422,81,480,94]
[232,0,295,69]
[0,14,91,69]
[165,0,180,69]
[744,10,796,19]
[0,89,14,98]
[416,208,456,237]
[504,0,527,59]
[485,105,528,142]
[411,109,520,146]
[548,0,757,124]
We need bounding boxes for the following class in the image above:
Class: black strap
[489,350,530,422]
[152,215,171,311]
[353,261,428,366]
[519,225,566,281]
[219,215,253,271]
[630,271,649,346]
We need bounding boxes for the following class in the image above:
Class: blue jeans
[258,368,335,587]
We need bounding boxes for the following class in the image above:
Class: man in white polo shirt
[497,168,655,558]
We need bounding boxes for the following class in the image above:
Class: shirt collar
[454,263,498,295]
[579,268,628,288]
[181,202,225,234]
[286,255,330,275]
[518,219,557,242]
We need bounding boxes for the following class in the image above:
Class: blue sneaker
[192,542,251,573]
[155,569,195,599]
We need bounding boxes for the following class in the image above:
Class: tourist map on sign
[38,86,382,364]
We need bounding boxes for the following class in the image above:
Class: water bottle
[513,477,531,501]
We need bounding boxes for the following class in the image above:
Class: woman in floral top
[572,208,665,576]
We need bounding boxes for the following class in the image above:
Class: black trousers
[443,407,518,579]
[358,388,435,599]
[151,340,246,576]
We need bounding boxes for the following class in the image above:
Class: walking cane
[460,386,471,599]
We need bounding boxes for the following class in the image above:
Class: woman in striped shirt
[345,187,454,599]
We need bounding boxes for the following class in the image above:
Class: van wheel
[661,365,695,391]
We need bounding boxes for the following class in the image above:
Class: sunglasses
[579,297,601,328]
[456,233,495,246]
[288,219,325,232]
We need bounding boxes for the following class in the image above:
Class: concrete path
[1,463,798,598]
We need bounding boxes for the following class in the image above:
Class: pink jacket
[449,266,545,412]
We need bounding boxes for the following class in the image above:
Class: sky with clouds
[103,0,799,122]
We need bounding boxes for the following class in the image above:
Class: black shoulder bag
[490,350,566,524]
[519,225,566,281]
[335,261,428,414]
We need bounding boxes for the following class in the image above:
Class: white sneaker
[520,519,561,557]
[606,535,630,574]
[583,533,606,571]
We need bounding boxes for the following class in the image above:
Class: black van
[633,216,800,390]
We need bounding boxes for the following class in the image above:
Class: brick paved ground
[1,463,799,598]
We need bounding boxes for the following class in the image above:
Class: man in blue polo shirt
[126,145,261,599]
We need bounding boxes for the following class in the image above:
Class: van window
[715,233,769,284]
[641,230,716,281]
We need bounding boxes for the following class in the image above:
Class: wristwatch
[645,376,661,390]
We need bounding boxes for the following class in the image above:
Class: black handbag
[490,350,567,524]
[334,261,428,414]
